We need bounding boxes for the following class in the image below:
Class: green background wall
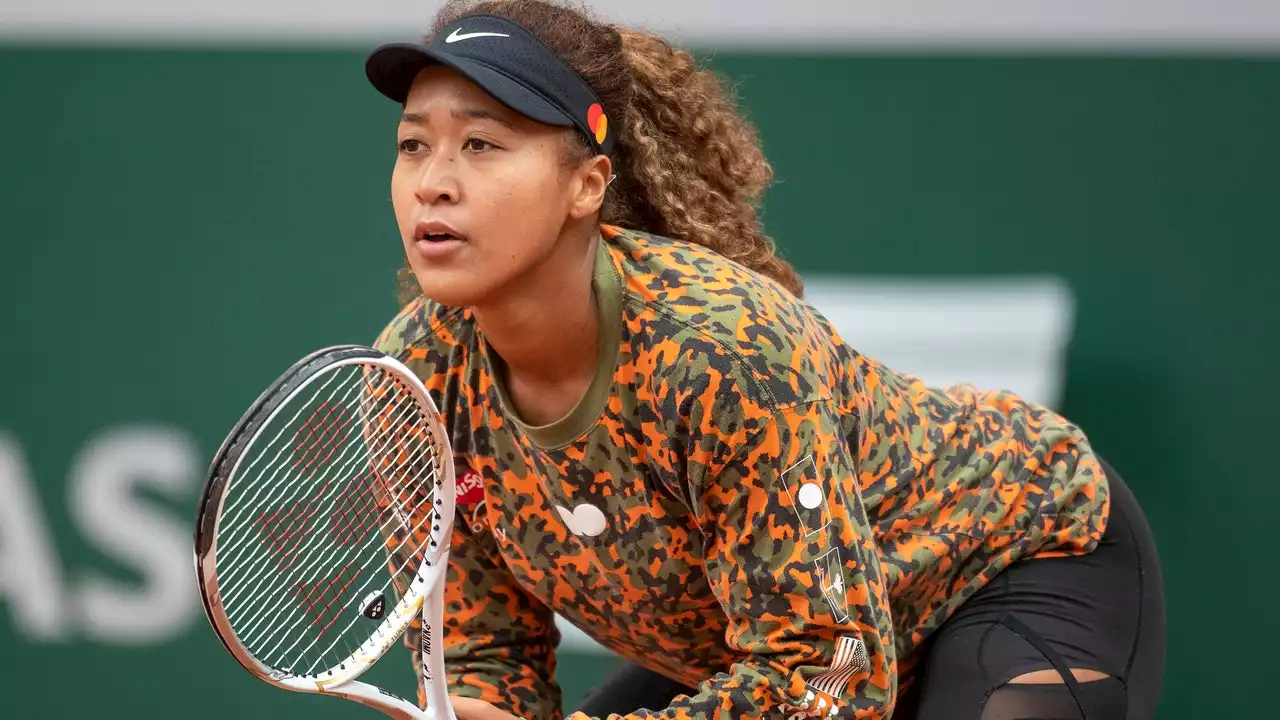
[2,46,1276,717]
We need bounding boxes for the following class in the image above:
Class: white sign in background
[0,428,199,645]
[1,0,1279,50]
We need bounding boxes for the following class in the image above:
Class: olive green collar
[482,236,622,449]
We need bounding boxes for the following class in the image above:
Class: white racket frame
[195,349,457,719]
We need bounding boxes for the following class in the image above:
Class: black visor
[365,14,614,155]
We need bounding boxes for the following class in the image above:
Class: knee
[1006,668,1113,684]
[980,672,1126,720]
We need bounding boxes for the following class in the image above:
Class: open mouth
[415,222,465,241]
[413,221,466,258]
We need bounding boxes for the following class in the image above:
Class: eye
[464,137,494,153]
[398,138,426,154]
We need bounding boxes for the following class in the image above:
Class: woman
[364,2,1165,718]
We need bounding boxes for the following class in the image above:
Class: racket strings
[236,393,437,670]
[218,370,394,547]
[270,448,442,673]
[219,401,436,632]
[241,466,386,622]
[243,442,437,661]
[329,467,381,546]
[218,368,356,533]
[213,364,444,677]
[228,432,431,650]
[215,373,422,594]
[280,402,444,671]
[291,563,361,635]
[223,439,436,649]
[226,442,435,636]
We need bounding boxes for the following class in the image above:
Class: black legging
[574,459,1166,719]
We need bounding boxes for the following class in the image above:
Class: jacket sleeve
[568,399,897,720]
[373,304,563,720]
[401,515,564,720]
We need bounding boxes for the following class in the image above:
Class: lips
[414,220,465,243]
[413,220,467,260]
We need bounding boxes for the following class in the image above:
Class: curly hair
[397,0,803,301]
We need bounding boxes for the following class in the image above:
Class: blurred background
[1,0,1277,716]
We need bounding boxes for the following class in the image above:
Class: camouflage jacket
[375,226,1109,720]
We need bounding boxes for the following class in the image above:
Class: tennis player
[364,2,1166,718]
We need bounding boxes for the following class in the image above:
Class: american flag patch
[807,635,868,697]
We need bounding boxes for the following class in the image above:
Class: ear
[567,154,613,221]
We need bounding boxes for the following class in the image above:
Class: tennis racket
[194,345,457,719]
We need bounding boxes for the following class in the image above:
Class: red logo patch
[586,102,607,145]
[456,468,484,506]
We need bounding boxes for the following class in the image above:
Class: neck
[473,224,600,385]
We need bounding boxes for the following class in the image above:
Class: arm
[569,399,896,719]
[373,304,563,720]
[402,513,564,720]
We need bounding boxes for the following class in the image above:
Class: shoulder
[374,296,468,353]
[604,226,853,409]
[373,296,477,383]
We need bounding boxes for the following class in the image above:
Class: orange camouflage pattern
[375,226,1109,720]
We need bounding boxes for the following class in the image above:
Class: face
[390,66,609,308]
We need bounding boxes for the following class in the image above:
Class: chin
[410,270,494,309]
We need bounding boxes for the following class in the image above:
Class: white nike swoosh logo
[445,29,511,43]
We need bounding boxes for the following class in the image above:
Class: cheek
[473,160,570,236]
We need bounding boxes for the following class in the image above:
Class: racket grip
[420,560,456,720]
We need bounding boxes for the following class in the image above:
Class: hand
[449,696,526,720]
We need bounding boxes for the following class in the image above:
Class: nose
[414,154,460,206]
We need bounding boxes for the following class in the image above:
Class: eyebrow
[400,108,515,130]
